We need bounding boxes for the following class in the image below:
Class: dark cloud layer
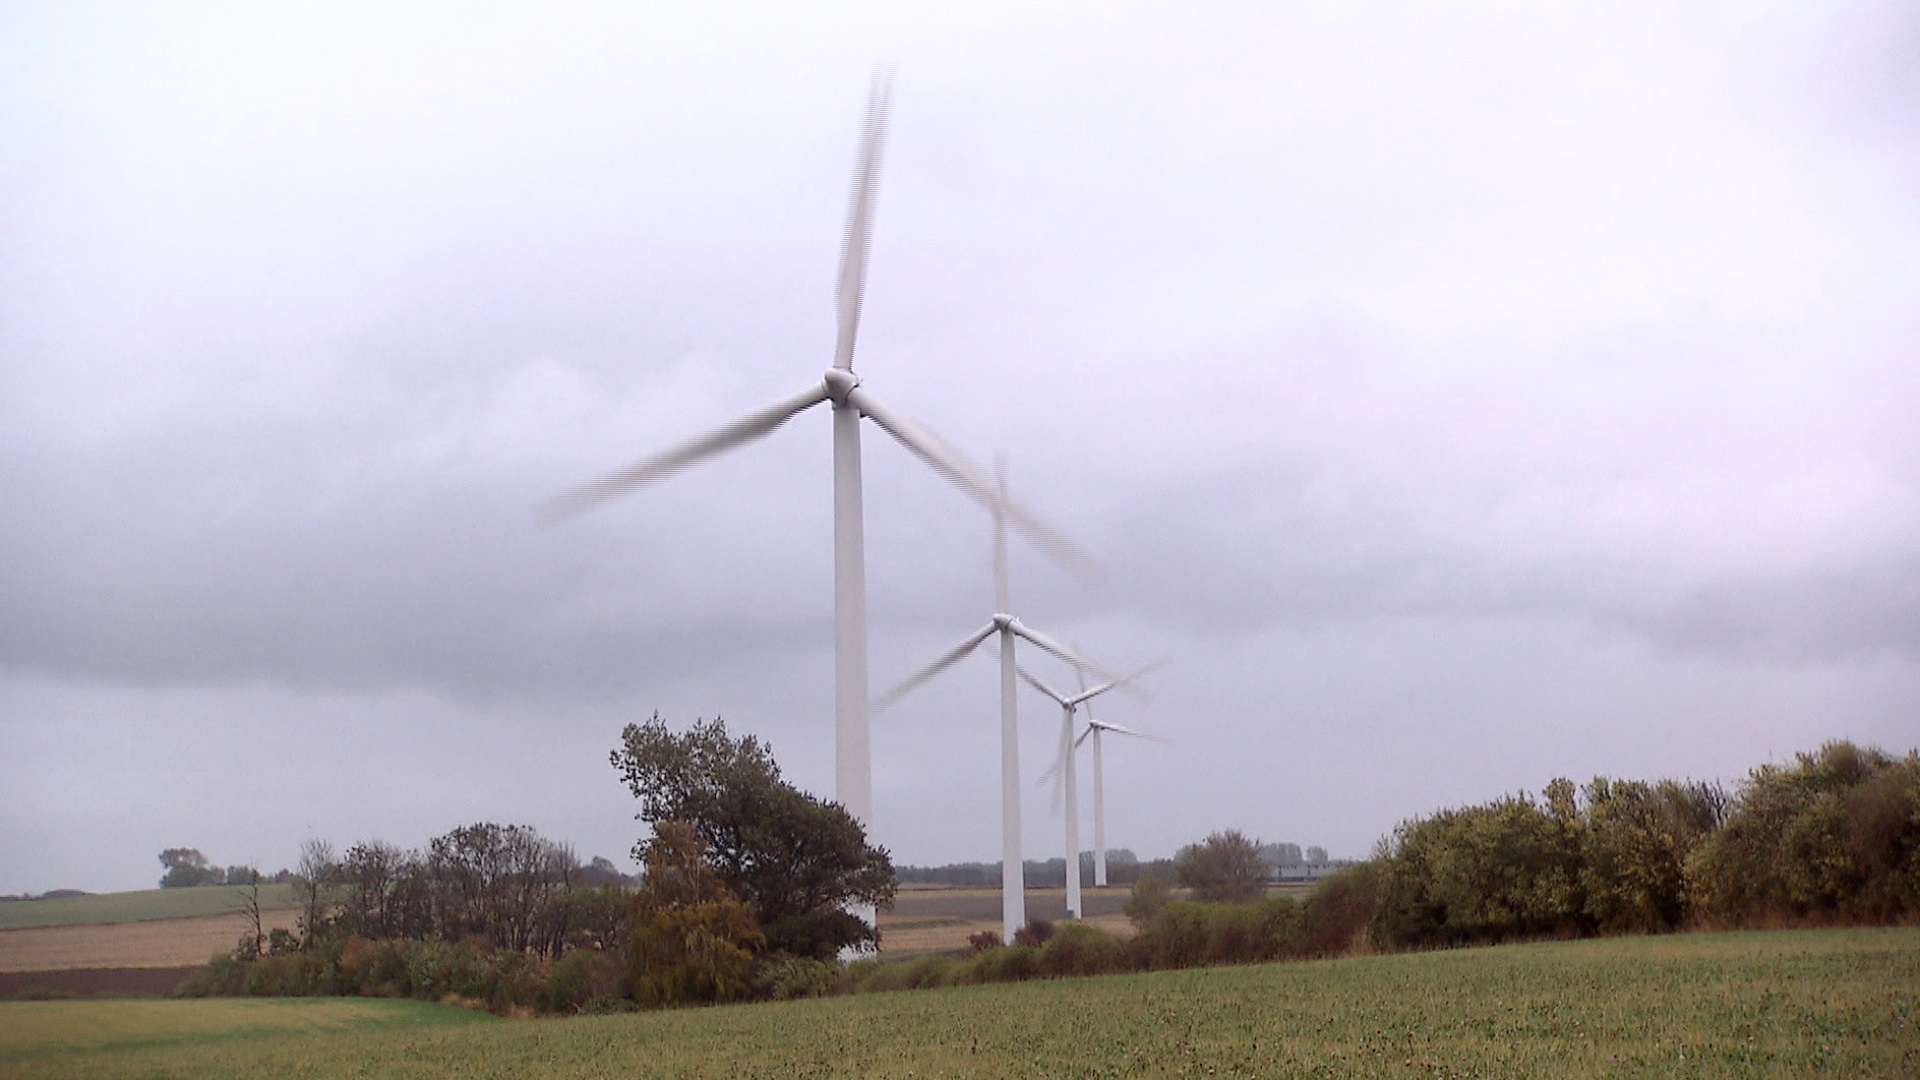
[3,2,1917,892]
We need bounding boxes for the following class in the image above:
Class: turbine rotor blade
[540,384,830,523]
[1094,720,1169,744]
[871,622,996,713]
[835,72,892,371]
[1007,621,1123,686]
[1016,663,1067,706]
[847,387,1101,582]
[1067,658,1169,708]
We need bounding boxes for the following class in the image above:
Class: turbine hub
[823,367,861,404]
[992,613,1015,631]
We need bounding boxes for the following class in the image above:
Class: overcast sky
[3,2,1916,894]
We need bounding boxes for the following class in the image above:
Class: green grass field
[2,928,1914,1078]
[0,887,299,930]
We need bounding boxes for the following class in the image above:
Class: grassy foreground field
[2,928,1914,1078]
[0,887,297,931]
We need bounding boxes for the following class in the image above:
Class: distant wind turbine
[541,75,1095,928]
[873,461,1120,942]
[1078,705,1167,888]
[1025,661,1162,919]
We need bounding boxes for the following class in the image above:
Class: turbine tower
[873,463,1120,942]
[1025,662,1161,918]
[542,76,1093,925]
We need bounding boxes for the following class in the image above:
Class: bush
[1012,918,1055,947]
[1125,873,1173,926]
[1037,922,1126,978]
[1175,830,1268,903]
[543,949,623,1013]
[955,944,1041,984]
[852,953,957,993]
[1297,863,1381,957]
[753,954,840,1000]
[966,929,1002,952]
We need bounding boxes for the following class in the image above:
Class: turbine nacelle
[822,367,862,405]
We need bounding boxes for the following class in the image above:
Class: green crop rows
[3,928,1914,1078]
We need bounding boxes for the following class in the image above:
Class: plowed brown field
[0,909,299,973]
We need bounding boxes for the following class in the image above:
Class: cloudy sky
[3,2,1916,894]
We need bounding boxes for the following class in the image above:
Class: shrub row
[177,935,629,1015]
[839,865,1381,994]
[1372,741,1920,949]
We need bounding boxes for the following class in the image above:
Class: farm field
[0,887,299,931]
[2,927,1913,1078]
[0,910,300,973]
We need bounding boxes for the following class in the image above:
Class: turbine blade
[1097,720,1170,744]
[1007,621,1123,686]
[847,387,1101,582]
[1074,727,1093,748]
[1016,663,1066,706]
[871,622,996,713]
[540,384,829,523]
[1067,658,1169,708]
[834,72,892,371]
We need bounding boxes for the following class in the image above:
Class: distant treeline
[898,842,1334,888]
[899,851,1148,888]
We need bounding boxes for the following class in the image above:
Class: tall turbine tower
[542,77,1093,918]
[873,463,1120,942]
[1025,662,1161,918]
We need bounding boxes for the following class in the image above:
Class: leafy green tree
[1175,829,1267,902]
[1580,777,1724,933]
[159,848,222,888]
[610,713,896,958]
[1688,741,1920,923]
[1373,787,1586,948]
[628,821,764,1007]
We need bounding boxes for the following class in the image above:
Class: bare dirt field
[0,909,299,974]
[0,966,201,998]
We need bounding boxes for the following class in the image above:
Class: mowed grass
[0,887,298,931]
[2,928,1915,1078]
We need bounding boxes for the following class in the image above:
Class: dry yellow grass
[0,910,299,973]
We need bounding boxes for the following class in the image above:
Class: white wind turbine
[873,462,1122,943]
[542,76,1094,924]
[1077,703,1166,888]
[1023,661,1162,919]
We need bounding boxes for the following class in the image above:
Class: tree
[610,713,896,957]
[1305,845,1329,864]
[294,838,337,948]
[1258,842,1304,870]
[425,823,576,953]
[158,848,221,888]
[1175,830,1268,903]
[1688,742,1920,923]
[628,821,764,1007]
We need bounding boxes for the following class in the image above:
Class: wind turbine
[1029,661,1159,910]
[873,462,1121,943]
[541,76,1094,924]
[1023,662,1161,919]
[1078,707,1165,888]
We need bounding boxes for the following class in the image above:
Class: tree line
[181,732,1917,1012]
